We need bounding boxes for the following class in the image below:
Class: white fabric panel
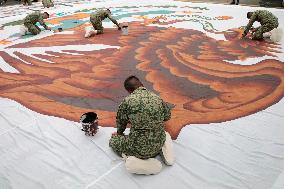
[1,98,284,189]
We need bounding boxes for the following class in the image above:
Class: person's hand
[112,132,118,136]
[241,33,246,39]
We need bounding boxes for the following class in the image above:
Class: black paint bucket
[80,112,99,136]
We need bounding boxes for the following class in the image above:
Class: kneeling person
[42,0,54,8]
[89,9,121,36]
[109,76,171,160]
[242,10,279,40]
[24,12,51,35]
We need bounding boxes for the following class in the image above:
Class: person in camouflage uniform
[109,76,171,159]
[242,10,279,40]
[23,0,32,6]
[89,9,121,35]
[24,12,51,35]
[42,0,54,8]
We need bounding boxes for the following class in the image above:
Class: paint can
[122,25,128,35]
[80,112,99,136]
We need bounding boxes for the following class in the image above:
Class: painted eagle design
[0,15,284,139]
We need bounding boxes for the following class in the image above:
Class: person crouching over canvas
[85,8,121,38]
[242,10,279,40]
[109,76,175,175]
[21,12,51,35]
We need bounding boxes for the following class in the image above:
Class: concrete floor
[178,0,283,7]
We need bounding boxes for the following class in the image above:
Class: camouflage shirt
[244,10,279,35]
[90,9,119,26]
[116,87,171,157]
[24,12,48,30]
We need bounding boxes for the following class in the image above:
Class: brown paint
[0,18,284,139]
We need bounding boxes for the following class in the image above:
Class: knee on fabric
[109,135,126,156]
[27,24,41,35]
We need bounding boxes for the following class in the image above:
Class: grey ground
[1,0,283,7]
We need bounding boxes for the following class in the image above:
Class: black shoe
[230,1,235,5]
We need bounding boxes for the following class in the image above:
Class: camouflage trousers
[24,22,41,35]
[42,0,54,8]
[109,129,166,159]
[90,17,104,34]
[252,22,279,40]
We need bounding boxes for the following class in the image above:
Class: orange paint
[215,16,233,20]
[0,39,11,45]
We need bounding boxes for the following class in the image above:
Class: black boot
[230,0,235,5]
[236,0,239,5]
